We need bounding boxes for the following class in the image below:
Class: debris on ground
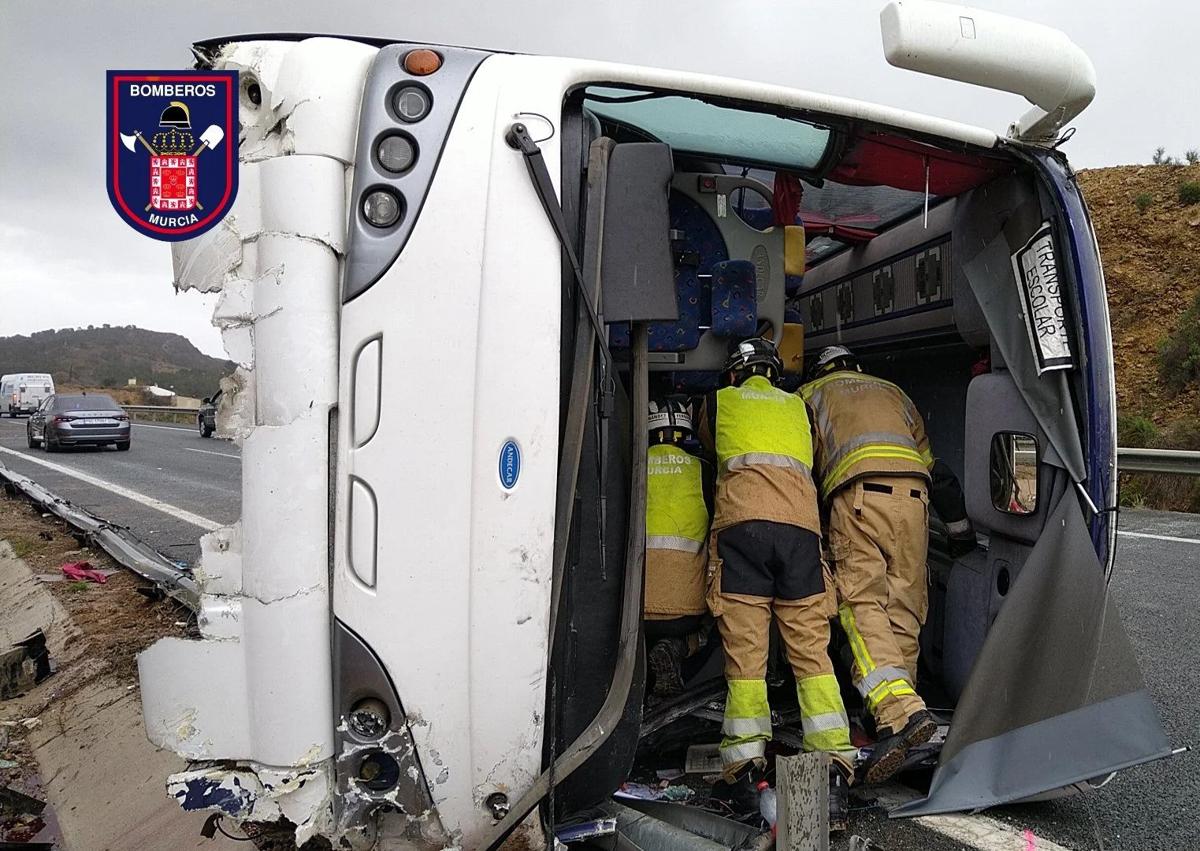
[59,561,108,584]
[615,781,695,802]
[554,816,617,843]
[1,630,54,700]
[0,783,46,815]
[1,484,204,850]
[1,489,197,688]
[602,799,770,851]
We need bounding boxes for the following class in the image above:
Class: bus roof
[193,34,1001,151]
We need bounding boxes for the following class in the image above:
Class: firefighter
[801,345,975,784]
[698,338,854,827]
[644,397,715,696]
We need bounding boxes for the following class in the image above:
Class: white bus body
[138,4,1171,848]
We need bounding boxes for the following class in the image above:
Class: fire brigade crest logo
[107,70,238,241]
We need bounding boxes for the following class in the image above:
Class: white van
[138,3,1176,848]
[1,373,55,416]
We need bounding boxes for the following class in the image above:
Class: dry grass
[0,489,196,686]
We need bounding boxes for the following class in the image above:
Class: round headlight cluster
[361,52,441,229]
[376,134,417,174]
[363,189,403,229]
[393,85,431,122]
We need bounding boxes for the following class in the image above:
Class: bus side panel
[334,55,567,847]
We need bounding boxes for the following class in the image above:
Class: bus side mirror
[990,431,1039,515]
[202,397,211,405]
[598,142,677,324]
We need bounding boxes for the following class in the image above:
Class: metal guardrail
[1118,447,1200,476]
[0,462,199,610]
[121,404,201,423]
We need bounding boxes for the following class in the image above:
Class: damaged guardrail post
[776,752,829,851]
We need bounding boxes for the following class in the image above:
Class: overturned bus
[139,1,1174,847]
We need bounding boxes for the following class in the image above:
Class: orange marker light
[403,49,442,76]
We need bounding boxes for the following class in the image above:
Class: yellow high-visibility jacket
[698,375,821,535]
[645,443,710,618]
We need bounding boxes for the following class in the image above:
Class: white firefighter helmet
[648,398,693,436]
[810,345,858,379]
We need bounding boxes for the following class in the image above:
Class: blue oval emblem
[499,440,521,490]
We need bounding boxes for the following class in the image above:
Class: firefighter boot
[712,764,764,815]
[648,637,688,696]
[829,765,850,833]
[861,708,937,785]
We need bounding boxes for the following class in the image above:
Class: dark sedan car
[26,394,131,452]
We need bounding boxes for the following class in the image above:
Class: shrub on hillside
[1179,181,1200,205]
[1187,150,1200,166]
[1117,413,1159,447]
[1157,290,1200,393]
[1133,192,1153,213]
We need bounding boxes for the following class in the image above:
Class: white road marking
[0,445,222,531]
[184,447,239,459]
[872,784,1078,851]
[131,422,192,431]
[1118,530,1200,545]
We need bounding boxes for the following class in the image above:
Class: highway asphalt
[0,416,239,566]
[0,414,1195,849]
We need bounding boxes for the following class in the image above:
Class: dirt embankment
[1078,164,1200,510]
[1078,163,1200,426]
[0,488,243,849]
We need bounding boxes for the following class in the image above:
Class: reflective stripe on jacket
[699,375,821,534]
[800,370,933,499]
[645,443,710,617]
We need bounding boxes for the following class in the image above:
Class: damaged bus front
[138,2,1174,847]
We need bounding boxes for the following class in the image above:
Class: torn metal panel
[271,38,377,163]
[215,41,291,162]
[139,586,331,764]
[212,278,255,369]
[217,369,254,442]
[192,522,242,598]
[169,762,332,845]
[172,158,261,295]
[139,37,375,848]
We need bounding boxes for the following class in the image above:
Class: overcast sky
[1,0,1196,359]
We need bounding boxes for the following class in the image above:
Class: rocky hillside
[0,326,233,399]
[1080,163,1200,426]
[1079,163,1200,510]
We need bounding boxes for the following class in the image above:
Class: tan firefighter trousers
[708,520,855,778]
[829,475,929,732]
